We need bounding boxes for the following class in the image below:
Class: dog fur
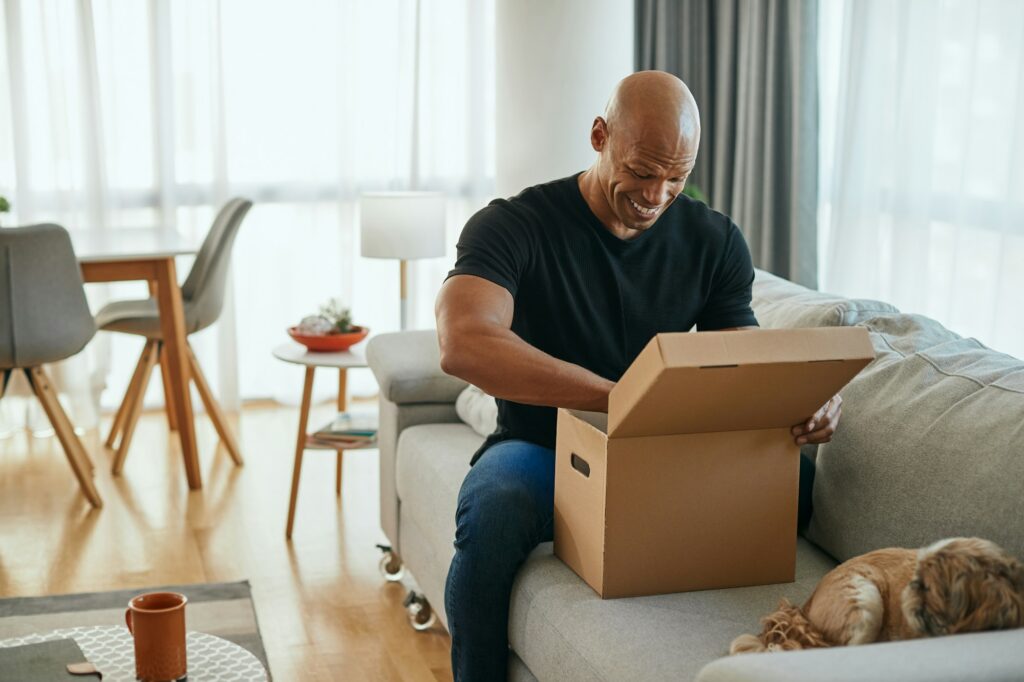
[730,537,1024,654]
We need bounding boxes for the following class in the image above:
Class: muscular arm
[437,282,838,445]
[436,275,614,412]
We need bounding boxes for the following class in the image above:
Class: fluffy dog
[730,537,1024,654]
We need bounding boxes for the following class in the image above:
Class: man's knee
[454,475,544,552]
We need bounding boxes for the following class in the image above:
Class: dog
[730,537,1024,654]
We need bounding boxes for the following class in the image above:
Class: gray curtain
[636,0,819,289]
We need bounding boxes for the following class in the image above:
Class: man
[435,71,841,681]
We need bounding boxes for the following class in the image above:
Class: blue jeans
[444,439,816,681]
[445,440,555,681]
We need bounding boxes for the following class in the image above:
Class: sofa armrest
[376,397,461,551]
[367,330,467,405]
[368,330,467,552]
[696,629,1024,682]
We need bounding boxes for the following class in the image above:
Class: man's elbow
[438,332,471,380]
[438,344,462,378]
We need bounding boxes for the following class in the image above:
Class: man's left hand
[791,394,843,446]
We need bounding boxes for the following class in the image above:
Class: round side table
[272,343,372,539]
[0,625,267,681]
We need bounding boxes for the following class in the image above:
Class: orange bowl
[288,325,369,352]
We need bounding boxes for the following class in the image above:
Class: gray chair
[96,198,252,474]
[0,224,103,508]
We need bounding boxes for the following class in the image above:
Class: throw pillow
[752,269,900,329]
[456,385,498,438]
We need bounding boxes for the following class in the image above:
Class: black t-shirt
[446,173,759,462]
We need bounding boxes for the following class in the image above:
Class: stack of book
[308,412,378,448]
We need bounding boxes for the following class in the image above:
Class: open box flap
[606,328,874,438]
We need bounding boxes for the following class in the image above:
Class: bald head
[604,71,700,150]
[579,71,701,239]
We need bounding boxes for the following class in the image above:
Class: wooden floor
[0,400,454,681]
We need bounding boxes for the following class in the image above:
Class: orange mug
[125,592,188,681]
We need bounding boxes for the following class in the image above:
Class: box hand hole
[570,453,591,478]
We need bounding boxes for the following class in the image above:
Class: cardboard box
[553,327,874,598]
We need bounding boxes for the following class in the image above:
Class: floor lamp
[359,192,446,330]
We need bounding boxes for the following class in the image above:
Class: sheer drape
[820,0,1024,359]
[0,0,495,430]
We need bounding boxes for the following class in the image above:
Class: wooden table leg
[149,281,178,433]
[336,369,348,496]
[286,366,315,539]
[153,257,201,490]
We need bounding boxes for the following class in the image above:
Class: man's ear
[591,116,608,152]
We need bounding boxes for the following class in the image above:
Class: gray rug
[0,581,270,678]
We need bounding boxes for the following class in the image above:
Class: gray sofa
[366,269,1024,682]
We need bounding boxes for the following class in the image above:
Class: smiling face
[582,71,701,239]
[596,121,696,232]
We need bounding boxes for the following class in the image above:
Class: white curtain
[0,0,495,433]
[819,0,1024,360]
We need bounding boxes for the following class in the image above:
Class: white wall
[495,0,634,198]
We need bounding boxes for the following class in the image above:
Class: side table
[272,343,372,539]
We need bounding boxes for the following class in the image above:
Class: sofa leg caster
[403,590,437,632]
[376,543,405,582]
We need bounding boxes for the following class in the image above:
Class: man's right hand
[436,275,613,412]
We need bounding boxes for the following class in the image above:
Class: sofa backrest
[751,269,1024,562]
[808,313,1024,561]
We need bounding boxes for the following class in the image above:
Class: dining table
[72,228,204,490]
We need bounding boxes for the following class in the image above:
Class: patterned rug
[0,580,270,678]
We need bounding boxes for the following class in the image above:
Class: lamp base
[400,260,409,331]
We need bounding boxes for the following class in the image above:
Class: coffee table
[0,625,267,681]
[271,343,374,539]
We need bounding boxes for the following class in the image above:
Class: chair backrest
[0,224,96,369]
[181,198,253,333]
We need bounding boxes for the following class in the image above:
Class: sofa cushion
[509,540,836,682]
[752,269,899,329]
[394,422,483,631]
[396,421,839,682]
[808,313,1024,562]
[394,422,482,611]
[396,423,482,536]
[455,385,499,438]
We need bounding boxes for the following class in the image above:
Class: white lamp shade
[360,192,447,260]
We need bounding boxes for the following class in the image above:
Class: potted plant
[288,297,369,352]
[0,195,9,227]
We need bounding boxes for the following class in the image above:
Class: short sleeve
[446,202,530,298]
[696,222,760,331]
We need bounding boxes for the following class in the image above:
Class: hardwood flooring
[0,400,454,681]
